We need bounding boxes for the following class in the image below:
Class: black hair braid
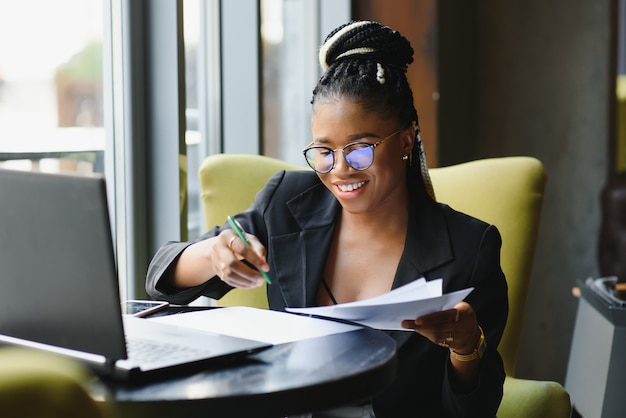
[312,21,417,127]
[321,21,413,71]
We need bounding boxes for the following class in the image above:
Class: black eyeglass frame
[302,129,403,174]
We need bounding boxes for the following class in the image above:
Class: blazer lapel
[390,195,454,348]
[393,195,453,289]
[271,182,340,308]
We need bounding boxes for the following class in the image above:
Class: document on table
[287,278,473,331]
[148,306,361,345]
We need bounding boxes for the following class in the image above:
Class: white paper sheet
[287,279,474,331]
[327,278,440,308]
[148,306,361,345]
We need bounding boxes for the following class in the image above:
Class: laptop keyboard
[126,337,214,366]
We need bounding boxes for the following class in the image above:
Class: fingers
[227,232,270,271]
[415,305,463,326]
[401,302,479,352]
[215,230,269,288]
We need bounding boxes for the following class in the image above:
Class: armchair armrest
[497,376,571,418]
[0,348,107,418]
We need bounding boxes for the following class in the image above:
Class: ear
[400,127,415,156]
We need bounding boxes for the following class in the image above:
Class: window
[261,0,319,166]
[183,0,210,240]
[0,0,351,299]
[183,0,349,239]
[260,0,350,166]
[0,0,104,175]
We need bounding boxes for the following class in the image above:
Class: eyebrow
[313,132,383,145]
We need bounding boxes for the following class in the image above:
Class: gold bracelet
[450,326,486,362]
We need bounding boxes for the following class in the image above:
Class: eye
[347,142,374,151]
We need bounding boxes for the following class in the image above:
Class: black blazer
[147,170,507,417]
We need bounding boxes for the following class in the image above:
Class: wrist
[450,326,486,362]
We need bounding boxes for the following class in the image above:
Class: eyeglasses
[302,130,402,174]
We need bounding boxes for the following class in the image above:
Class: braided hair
[312,21,435,200]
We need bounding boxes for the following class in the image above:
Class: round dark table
[87,312,397,418]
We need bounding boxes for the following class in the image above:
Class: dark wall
[438,0,477,165]
[439,0,613,383]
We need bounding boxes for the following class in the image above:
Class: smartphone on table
[122,300,169,317]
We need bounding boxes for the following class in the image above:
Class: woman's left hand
[401,301,480,354]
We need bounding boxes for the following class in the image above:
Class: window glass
[0,0,104,175]
[183,0,202,239]
[261,0,318,166]
[182,0,342,243]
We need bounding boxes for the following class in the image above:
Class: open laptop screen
[0,169,127,360]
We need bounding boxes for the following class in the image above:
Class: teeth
[338,181,365,192]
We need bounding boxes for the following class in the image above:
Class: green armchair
[428,157,571,417]
[0,347,108,418]
[198,154,571,417]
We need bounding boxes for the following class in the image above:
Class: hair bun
[319,21,414,72]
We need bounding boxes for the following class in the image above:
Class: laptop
[0,168,271,382]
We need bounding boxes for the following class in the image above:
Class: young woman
[146,20,507,417]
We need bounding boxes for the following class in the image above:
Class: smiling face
[310,97,414,215]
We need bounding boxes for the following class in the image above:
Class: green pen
[227,216,272,284]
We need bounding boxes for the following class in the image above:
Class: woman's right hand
[211,229,270,288]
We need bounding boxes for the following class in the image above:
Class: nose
[333,150,352,172]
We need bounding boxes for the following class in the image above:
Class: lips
[337,181,366,192]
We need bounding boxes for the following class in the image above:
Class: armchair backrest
[198,154,547,377]
[429,156,547,376]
